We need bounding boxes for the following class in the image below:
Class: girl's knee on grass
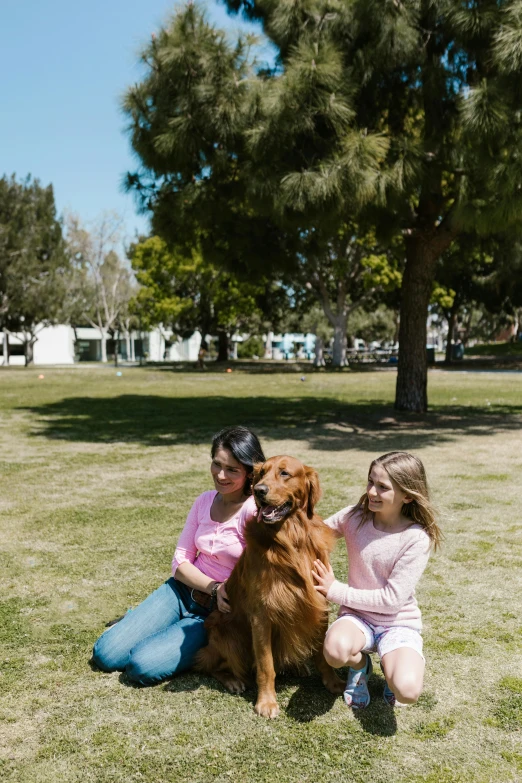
[324,622,366,668]
[382,648,425,704]
[314,451,441,708]
[386,670,423,703]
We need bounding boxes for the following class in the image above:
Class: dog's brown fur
[194,455,344,718]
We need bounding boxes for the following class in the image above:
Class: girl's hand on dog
[217,581,231,613]
[312,559,335,595]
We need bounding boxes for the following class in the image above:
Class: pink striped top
[172,491,257,583]
[324,505,431,630]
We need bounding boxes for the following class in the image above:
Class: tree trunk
[515,308,522,341]
[461,307,473,347]
[313,335,326,367]
[395,237,441,412]
[315,276,348,367]
[393,310,400,345]
[445,304,459,364]
[217,330,228,362]
[125,332,131,361]
[24,335,35,366]
[264,331,273,359]
[2,332,9,366]
[101,333,108,363]
[72,326,79,362]
[331,317,348,367]
[114,334,119,367]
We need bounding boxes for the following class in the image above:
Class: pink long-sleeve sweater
[324,505,431,630]
[172,491,257,583]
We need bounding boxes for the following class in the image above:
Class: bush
[237,336,264,359]
[465,341,522,357]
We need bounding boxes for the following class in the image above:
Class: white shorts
[327,614,425,662]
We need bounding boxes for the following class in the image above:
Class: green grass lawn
[1,365,521,783]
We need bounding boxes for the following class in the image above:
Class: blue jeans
[92,578,210,685]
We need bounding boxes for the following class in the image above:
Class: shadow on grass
[284,678,340,723]
[19,394,522,452]
[94,657,396,732]
[162,671,340,723]
[351,674,398,736]
[284,668,398,735]
[162,670,397,733]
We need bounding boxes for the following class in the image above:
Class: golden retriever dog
[194,455,344,718]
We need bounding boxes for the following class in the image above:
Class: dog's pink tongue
[261,505,277,520]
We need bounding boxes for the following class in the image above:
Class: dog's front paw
[255,697,280,719]
[223,676,246,694]
[323,672,345,695]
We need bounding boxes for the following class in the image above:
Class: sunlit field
[1,364,521,783]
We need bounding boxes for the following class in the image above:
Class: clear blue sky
[0,0,268,240]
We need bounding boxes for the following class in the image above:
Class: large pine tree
[125,1,522,411]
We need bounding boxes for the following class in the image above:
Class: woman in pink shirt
[92,426,265,685]
[312,451,442,709]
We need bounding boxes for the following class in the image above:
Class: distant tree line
[0,175,135,366]
[1,171,521,369]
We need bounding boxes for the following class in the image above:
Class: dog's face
[252,455,321,524]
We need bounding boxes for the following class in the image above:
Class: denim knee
[125,648,165,686]
[92,632,125,673]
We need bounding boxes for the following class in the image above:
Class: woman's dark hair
[211,426,265,494]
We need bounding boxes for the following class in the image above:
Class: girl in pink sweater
[312,451,442,709]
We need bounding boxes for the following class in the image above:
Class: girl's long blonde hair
[353,451,443,550]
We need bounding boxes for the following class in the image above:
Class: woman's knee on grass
[125,647,167,686]
[92,633,127,673]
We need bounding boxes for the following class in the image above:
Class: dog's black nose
[254,484,268,498]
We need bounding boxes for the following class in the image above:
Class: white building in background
[0,325,202,366]
[1,325,318,366]
[267,332,316,360]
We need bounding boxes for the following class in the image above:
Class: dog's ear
[304,465,321,519]
[252,461,265,486]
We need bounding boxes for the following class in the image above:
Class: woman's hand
[312,559,335,596]
[216,581,231,613]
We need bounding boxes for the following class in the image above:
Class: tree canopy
[0,174,68,364]
[124,1,522,408]
[65,213,135,363]
[129,235,273,361]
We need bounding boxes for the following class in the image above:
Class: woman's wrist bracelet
[210,581,221,610]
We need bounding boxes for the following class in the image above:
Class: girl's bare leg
[323,620,367,670]
[381,647,425,704]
